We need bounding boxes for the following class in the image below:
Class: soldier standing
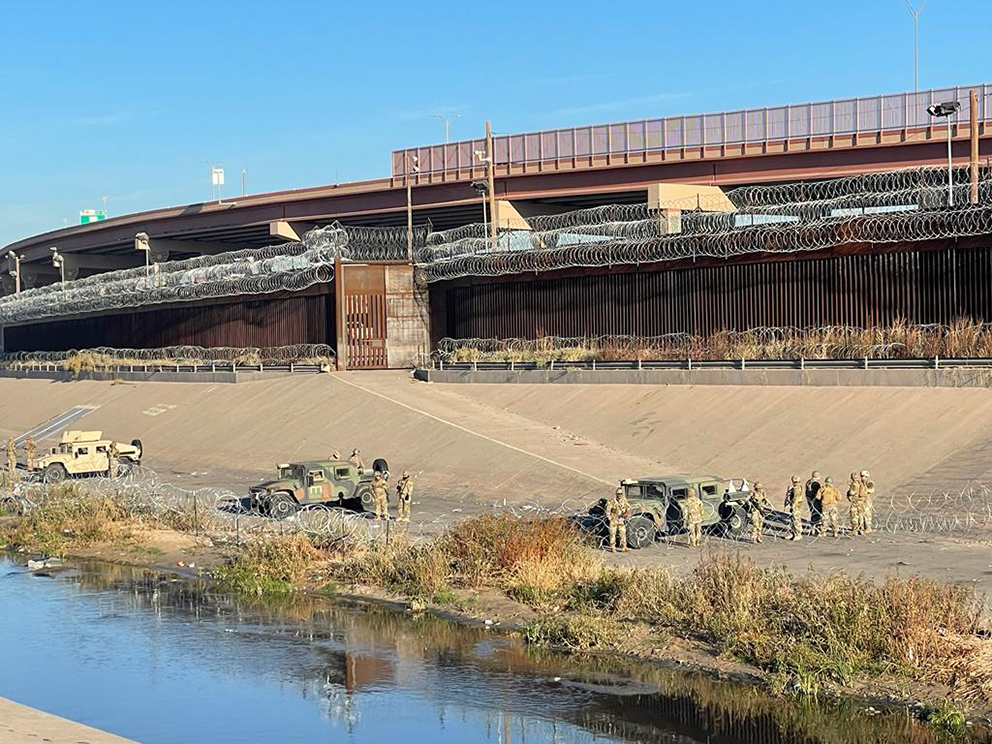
[847,471,865,535]
[860,470,875,534]
[684,489,704,547]
[605,486,630,553]
[785,475,804,541]
[818,476,842,537]
[23,437,36,472]
[805,470,823,532]
[5,437,16,479]
[396,470,415,523]
[748,483,771,543]
[349,449,366,470]
[107,442,120,481]
[372,472,389,520]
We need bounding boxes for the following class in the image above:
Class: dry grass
[0,483,135,554]
[214,534,324,597]
[441,319,992,364]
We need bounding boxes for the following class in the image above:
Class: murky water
[1,555,988,744]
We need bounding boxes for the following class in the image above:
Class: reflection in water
[1,556,989,744]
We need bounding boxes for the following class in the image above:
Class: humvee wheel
[625,515,657,549]
[130,440,143,464]
[43,464,68,484]
[268,493,298,521]
[355,486,376,513]
[718,502,747,539]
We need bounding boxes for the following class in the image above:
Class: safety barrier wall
[393,84,991,177]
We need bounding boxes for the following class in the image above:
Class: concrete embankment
[0,697,135,743]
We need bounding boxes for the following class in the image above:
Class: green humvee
[249,457,388,520]
[589,474,752,548]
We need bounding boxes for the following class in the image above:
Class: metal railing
[393,83,991,177]
[427,358,992,372]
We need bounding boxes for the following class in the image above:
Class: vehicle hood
[251,478,300,493]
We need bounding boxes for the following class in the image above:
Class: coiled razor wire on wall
[1,468,990,549]
[433,323,992,363]
[417,165,992,283]
[1,344,336,366]
[0,223,425,326]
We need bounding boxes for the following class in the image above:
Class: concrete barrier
[0,368,303,384]
[415,367,992,388]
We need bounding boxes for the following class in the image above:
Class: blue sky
[1,0,988,247]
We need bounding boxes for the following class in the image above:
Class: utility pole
[242,168,247,197]
[7,253,22,294]
[433,113,461,143]
[903,0,929,92]
[485,121,497,251]
[406,152,419,261]
[970,88,979,205]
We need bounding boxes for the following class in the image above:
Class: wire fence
[1,467,990,550]
[0,344,336,369]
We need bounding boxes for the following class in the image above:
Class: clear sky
[1,0,988,247]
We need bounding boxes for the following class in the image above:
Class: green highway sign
[79,209,107,224]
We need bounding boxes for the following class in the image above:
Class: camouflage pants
[849,502,866,535]
[820,505,840,536]
[864,499,874,533]
[397,497,410,522]
[374,493,389,520]
[687,521,702,547]
[750,510,763,542]
[789,509,803,540]
[607,519,626,550]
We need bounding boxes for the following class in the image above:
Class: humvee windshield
[279,465,302,480]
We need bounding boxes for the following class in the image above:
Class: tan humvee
[32,430,143,482]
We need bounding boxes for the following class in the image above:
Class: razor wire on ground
[1,467,991,553]
[0,344,336,369]
[417,165,992,282]
[433,322,992,363]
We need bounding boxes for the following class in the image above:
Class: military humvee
[588,474,752,548]
[32,431,143,483]
[250,457,388,520]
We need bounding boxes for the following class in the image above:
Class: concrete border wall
[415,367,992,388]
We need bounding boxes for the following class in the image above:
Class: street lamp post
[406,154,419,262]
[135,232,151,281]
[7,252,22,294]
[432,113,462,144]
[903,0,929,92]
[472,180,489,237]
[927,100,961,206]
[50,247,65,289]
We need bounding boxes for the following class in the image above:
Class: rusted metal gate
[343,264,387,369]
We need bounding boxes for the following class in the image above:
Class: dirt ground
[2,372,992,591]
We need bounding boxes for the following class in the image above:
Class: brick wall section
[385,265,429,368]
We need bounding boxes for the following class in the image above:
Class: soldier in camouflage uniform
[784,475,804,541]
[847,471,865,535]
[349,449,366,470]
[23,437,36,472]
[107,442,120,482]
[748,482,771,543]
[372,472,389,520]
[817,476,842,537]
[860,470,875,534]
[605,486,630,552]
[5,437,16,480]
[805,470,823,533]
[684,489,704,547]
[396,470,415,523]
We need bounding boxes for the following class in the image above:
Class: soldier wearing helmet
[349,448,366,470]
[817,476,842,537]
[805,470,823,532]
[859,470,875,534]
[847,471,866,535]
[748,482,771,544]
[784,475,804,541]
[396,469,416,523]
[605,486,631,552]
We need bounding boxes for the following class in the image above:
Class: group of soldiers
[747,470,875,543]
[601,470,876,551]
[4,437,35,483]
[330,447,417,523]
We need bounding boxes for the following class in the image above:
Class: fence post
[193,495,199,537]
[800,357,805,371]
[934,354,940,369]
[863,356,869,369]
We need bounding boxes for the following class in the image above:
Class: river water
[1,554,988,744]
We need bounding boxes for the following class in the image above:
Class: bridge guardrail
[428,358,992,372]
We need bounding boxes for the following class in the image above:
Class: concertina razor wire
[2,163,992,324]
[1,466,990,548]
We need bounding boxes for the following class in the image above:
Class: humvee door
[305,469,327,503]
[697,480,725,524]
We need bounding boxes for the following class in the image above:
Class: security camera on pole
[50,247,65,289]
[927,100,961,207]
[7,252,22,294]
